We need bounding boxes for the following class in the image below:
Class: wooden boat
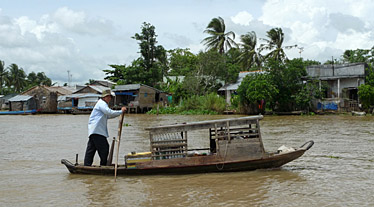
[61,115,314,175]
[0,109,37,115]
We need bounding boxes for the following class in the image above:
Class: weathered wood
[106,137,115,166]
[217,138,264,161]
[145,115,263,134]
[151,138,187,143]
[114,111,125,181]
[214,132,259,139]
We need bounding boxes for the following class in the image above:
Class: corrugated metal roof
[218,71,266,91]
[113,84,165,93]
[46,86,73,95]
[58,93,101,101]
[8,95,33,102]
[89,85,110,93]
[113,84,141,91]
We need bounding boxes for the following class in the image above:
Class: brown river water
[0,114,373,206]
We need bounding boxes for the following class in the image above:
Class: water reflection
[64,169,303,206]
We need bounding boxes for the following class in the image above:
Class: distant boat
[351,111,366,116]
[0,109,37,115]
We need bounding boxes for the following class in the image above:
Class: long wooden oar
[114,111,125,182]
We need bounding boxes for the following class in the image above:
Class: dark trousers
[84,134,109,166]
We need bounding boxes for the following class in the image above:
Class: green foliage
[358,84,374,109]
[168,48,197,76]
[201,16,238,54]
[293,80,322,111]
[237,72,278,106]
[357,64,374,110]
[6,64,27,93]
[105,22,165,87]
[342,49,371,63]
[0,60,52,95]
[201,93,226,113]
[147,93,225,115]
[266,58,307,111]
[238,31,262,70]
[260,28,297,62]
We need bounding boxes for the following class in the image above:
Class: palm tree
[201,17,238,54]
[259,28,297,62]
[237,31,262,70]
[0,60,7,94]
[6,63,27,93]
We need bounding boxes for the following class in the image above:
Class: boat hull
[61,149,307,175]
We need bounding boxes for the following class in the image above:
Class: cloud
[161,32,193,49]
[0,7,124,85]
[231,11,254,26]
[257,0,374,61]
[52,7,116,36]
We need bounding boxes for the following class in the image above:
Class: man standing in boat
[84,89,126,166]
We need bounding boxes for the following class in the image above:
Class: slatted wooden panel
[150,132,187,160]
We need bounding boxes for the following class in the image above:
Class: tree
[358,84,374,109]
[342,49,371,63]
[266,58,307,111]
[293,80,323,112]
[195,50,226,93]
[260,28,297,62]
[238,31,262,69]
[0,60,7,94]
[168,48,197,76]
[201,16,238,54]
[237,72,278,114]
[132,22,166,86]
[6,63,27,93]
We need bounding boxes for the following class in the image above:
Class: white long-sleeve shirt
[88,99,122,138]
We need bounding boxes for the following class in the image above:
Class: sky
[1,0,374,85]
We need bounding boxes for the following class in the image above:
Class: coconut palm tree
[260,28,297,62]
[201,17,238,54]
[237,31,262,70]
[6,63,27,93]
[0,60,7,94]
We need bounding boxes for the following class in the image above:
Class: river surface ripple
[0,114,373,207]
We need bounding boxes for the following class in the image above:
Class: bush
[202,93,226,113]
[147,93,226,114]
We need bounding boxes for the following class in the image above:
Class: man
[84,89,126,166]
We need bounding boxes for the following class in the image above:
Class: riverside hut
[8,95,36,111]
[22,85,58,113]
[113,84,168,113]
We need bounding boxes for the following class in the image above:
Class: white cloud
[0,7,123,85]
[258,0,374,61]
[231,11,254,26]
[52,7,115,36]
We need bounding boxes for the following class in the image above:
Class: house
[57,85,110,113]
[304,62,367,111]
[8,95,36,111]
[218,71,265,105]
[0,93,17,110]
[22,85,58,113]
[58,93,101,114]
[113,84,169,113]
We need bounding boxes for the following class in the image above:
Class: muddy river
[0,114,373,206]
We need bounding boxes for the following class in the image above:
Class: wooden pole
[114,111,125,182]
[106,137,115,166]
